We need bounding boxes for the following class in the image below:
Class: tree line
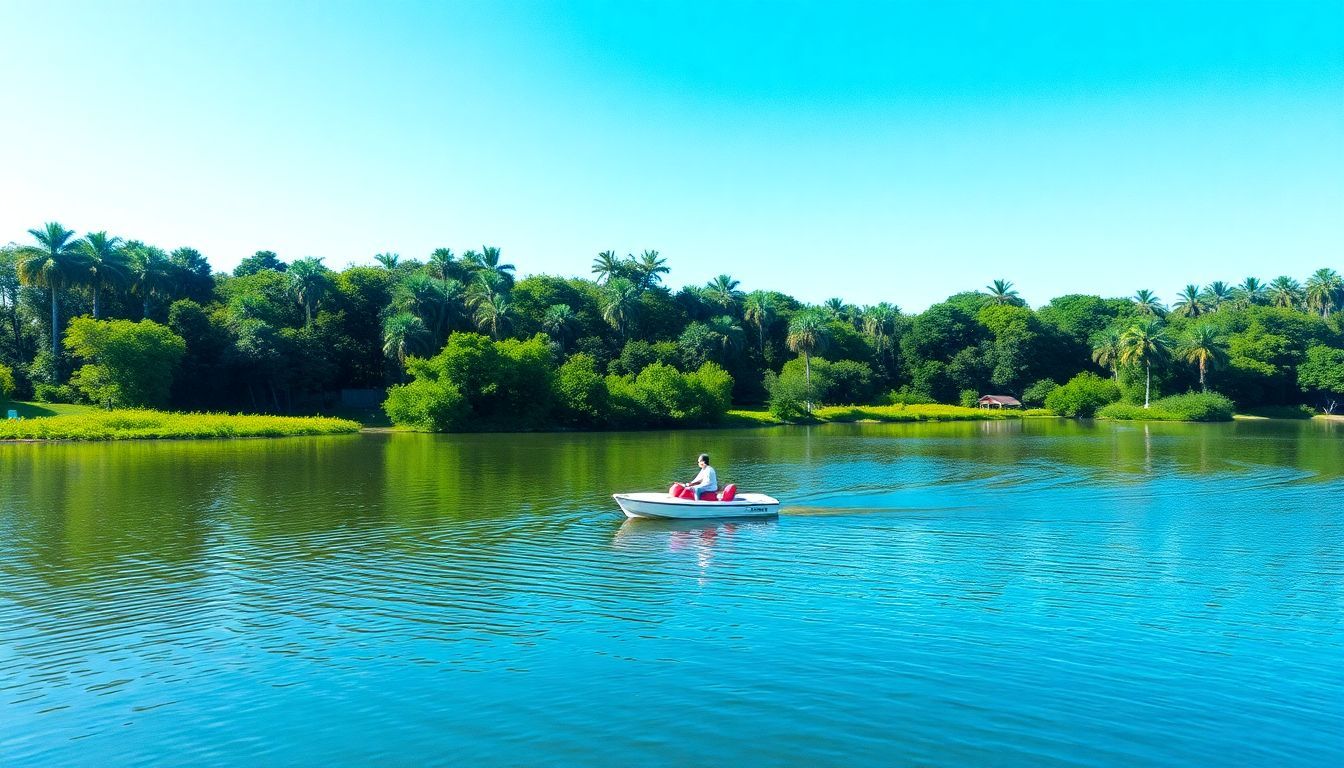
[1,221,1342,425]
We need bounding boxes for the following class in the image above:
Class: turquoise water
[2,419,1341,766]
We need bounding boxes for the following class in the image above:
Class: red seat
[719,483,737,502]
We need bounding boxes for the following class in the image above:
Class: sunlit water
[2,419,1341,766]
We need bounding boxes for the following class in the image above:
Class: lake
[2,419,1341,767]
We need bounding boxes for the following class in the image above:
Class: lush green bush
[958,388,979,408]
[606,361,734,428]
[764,369,811,421]
[826,359,877,404]
[1022,378,1059,406]
[882,388,938,405]
[554,353,609,427]
[0,410,360,440]
[64,317,186,408]
[34,383,79,404]
[1097,391,1235,422]
[384,333,556,431]
[0,364,14,401]
[1298,345,1344,412]
[1045,372,1122,417]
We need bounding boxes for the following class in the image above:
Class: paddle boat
[613,483,781,520]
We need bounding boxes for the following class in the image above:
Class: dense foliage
[2,221,1341,428]
[1096,392,1236,422]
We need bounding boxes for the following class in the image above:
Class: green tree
[743,290,776,353]
[632,250,669,291]
[553,353,609,426]
[1298,345,1344,413]
[1045,372,1121,417]
[1171,285,1204,318]
[1177,323,1229,391]
[1119,317,1173,408]
[1305,268,1342,318]
[233,250,286,277]
[126,243,178,319]
[1268,276,1302,309]
[1090,326,1124,380]
[78,232,129,319]
[705,274,744,316]
[1131,289,1164,316]
[64,317,186,407]
[541,303,580,350]
[1200,281,1234,313]
[288,257,332,325]
[374,252,401,270]
[600,277,640,341]
[787,310,829,413]
[473,293,514,340]
[465,246,515,290]
[382,311,432,375]
[16,221,87,369]
[1235,277,1267,308]
[591,250,624,285]
[986,279,1022,306]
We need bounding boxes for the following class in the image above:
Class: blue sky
[1,1,1340,310]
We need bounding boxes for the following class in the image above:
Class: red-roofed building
[978,395,1022,409]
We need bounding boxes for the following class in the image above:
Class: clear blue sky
[2,1,1340,310]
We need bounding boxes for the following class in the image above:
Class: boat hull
[613,492,780,520]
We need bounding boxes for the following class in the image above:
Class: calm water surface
[2,419,1341,766]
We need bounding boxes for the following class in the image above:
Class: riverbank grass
[1097,392,1235,422]
[0,409,361,440]
[2,401,100,419]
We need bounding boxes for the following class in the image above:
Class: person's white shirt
[690,465,717,491]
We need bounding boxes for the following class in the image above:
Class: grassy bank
[725,403,1054,426]
[0,409,361,441]
[2,401,99,419]
[1096,392,1236,423]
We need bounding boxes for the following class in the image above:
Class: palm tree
[742,290,776,353]
[16,222,87,365]
[1091,326,1123,380]
[591,250,623,285]
[126,243,177,318]
[473,292,513,340]
[541,303,579,349]
[1131,289,1164,316]
[77,231,130,319]
[986,279,1021,306]
[1119,318,1173,408]
[787,311,829,414]
[1235,277,1267,308]
[288,256,331,325]
[708,315,746,357]
[382,311,431,375]
[705,274,744,314]
[1177,324,1229,391]
[632,250,669,291]
[396,272,459,345]
[1305,268,1342,318]
[467,246,515,290]
[600,277,640,340]
[822,297,848,321]
[1269,276,1303,309]
[1171,284,1204,318]
[374,252,401,270]
[862,302,900,366]
[1200,281,1234,313]
[428,248,464,287]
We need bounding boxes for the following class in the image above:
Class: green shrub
[959,388,979,408]
[34,383,78,404]
[882,388,937,405]
[1097,391,1234,422]
[383,377,467,431]
[1045,372,1122,417]
[554,353,609,427]
[826,360,877,404]
[1152,392,1235,421]
[1022,378,1059,407]
[764,370,810,421]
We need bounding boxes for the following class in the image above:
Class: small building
[978,395,1022,409]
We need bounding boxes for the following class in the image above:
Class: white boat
[613,490,781,520]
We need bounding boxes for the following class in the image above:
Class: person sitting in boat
[684,453,718,500]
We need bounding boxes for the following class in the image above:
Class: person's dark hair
[698,453,710,464]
